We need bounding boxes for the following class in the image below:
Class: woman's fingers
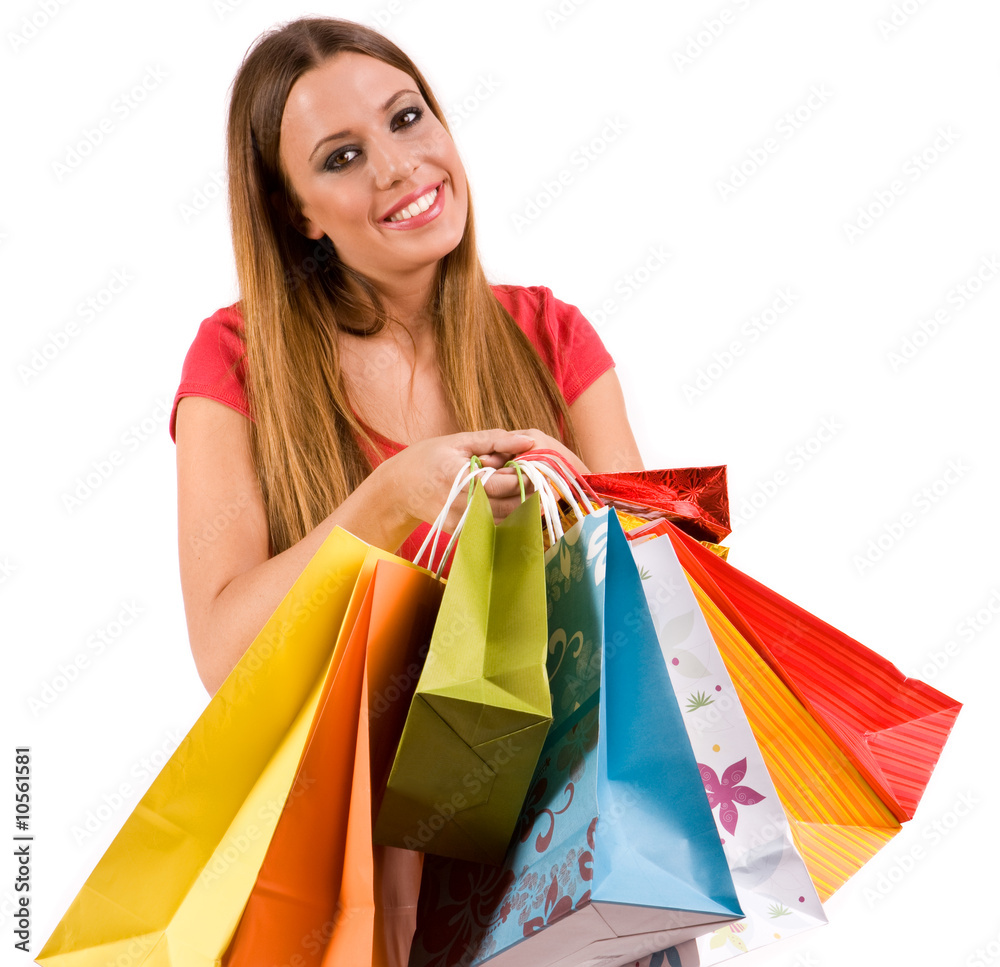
[487,494,527,523]
[461,428,536,461]
[510,428,589,475]
[479,467,520,496]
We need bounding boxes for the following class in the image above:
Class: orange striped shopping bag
[661,521,962,823]
[637,520,962,898]
[685,577,902,898]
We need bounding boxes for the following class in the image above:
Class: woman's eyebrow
[308,88,421,161]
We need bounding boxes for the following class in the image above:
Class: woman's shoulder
[169,300,249,441]
[187,300,247,363]
[490,282,555,314]
[489,282,583,333]
[202,299,246,335]
[489,282,615,405]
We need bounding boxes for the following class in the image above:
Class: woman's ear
[270,189,324,239]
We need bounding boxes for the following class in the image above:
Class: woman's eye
[325,147,359,171]
[323,107,423,171]
[393,106,423,130]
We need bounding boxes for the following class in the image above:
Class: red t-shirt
[169,283,614,563]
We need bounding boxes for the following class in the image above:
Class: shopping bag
[35,527,398,967]
[373,481,552,866]
[583,465,731,543]
[408,487,742,967]
[223,558,444,967]
[660,520,963,823]
[630,533,827,963]
[684,574,903,900]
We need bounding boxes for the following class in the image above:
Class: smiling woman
[169,16,642,697]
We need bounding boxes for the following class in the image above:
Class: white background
[3,0,997,964]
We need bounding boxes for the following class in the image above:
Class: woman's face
[277,51,469,289]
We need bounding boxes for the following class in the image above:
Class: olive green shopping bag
[373,480,551,866]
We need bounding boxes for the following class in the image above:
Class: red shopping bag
[583,465,731,543]
[656,519,962,822]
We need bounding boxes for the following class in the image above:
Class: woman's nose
[370,137,418,190]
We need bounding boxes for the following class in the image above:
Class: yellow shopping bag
[37,528,417,967]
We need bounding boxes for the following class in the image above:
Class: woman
[171,16,643,696]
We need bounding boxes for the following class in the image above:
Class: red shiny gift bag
[583,465,731,543]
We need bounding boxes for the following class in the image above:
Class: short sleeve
[491,284,615,405]
[169,303,250,442]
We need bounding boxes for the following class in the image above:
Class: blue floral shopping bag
[408,505,742,967]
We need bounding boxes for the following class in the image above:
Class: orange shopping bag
[660,520,962,823]
[684,575,903,899]
[628,519,962,899]
[223,556,444,967]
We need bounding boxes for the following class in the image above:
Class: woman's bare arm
[514,369,644,477]
[567,369,644,472]
[175,396,533,695]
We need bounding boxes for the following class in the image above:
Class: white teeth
[386,187,438,222]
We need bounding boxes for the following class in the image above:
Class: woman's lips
[380,182,445,230]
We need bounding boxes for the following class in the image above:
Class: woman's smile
[380,181,445,228]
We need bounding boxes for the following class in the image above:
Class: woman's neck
[358,261,440,339]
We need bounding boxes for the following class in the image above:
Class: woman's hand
[510,428,591,476]
[377,428,538,534]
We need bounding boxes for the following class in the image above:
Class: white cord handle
[413,462,497,575]
[531,460,589,525]
[508,455,598,540]
[526,452,595,519]
[508,460,565,544]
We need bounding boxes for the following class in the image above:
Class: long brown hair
[226,16,578,555]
